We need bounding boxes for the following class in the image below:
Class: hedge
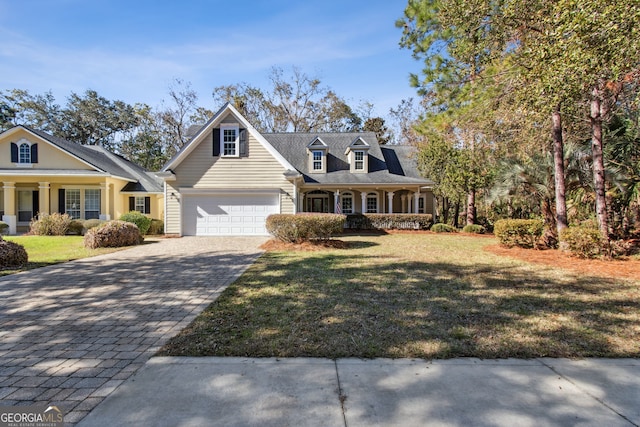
[494,219,544,248]
[345,214,433,230]
[462,224,486,234]
[29,213,72,236]
[431,223,457,233]
[266,214,346,243]
[559,226,603,258]
[120,211,152,235]
[84,220,144,249]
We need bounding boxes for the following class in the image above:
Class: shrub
[29,213,72,236]
[148,219,164,235]
[431,223,457,233]
[559,226,603,258]
[84,220,143,249]
[462,224,486,234]
[345,214,433,230]
[494,219,544,248]
[0,221,8,235]
[119,211,152,235]
[68,220,85,235]
[0,236,28,268]
[82,219,106,234]
[266,214,345,243]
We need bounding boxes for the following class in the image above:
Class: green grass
[1,235,125,276]
[159,233,640,359]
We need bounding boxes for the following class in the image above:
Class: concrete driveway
[0,236,267,424]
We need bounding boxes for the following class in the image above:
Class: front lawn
[159,233,640,359]
[1,236,125,276]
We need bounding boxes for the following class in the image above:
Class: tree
[119,104,169,170]
[388,98,425,145]
[363,117,390,144]
[212,67,363,133]
[0,89,61,132]
[157,78,200,156]
[398,0,506,225]
[57,89,137,150]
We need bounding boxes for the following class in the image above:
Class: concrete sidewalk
[78,357,640,427]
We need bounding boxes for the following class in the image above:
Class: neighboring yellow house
[159,103,435,236]
[0,126,163,235]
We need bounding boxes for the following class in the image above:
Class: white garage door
[183,193,279,236]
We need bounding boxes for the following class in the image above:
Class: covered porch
[295,186,435,216]
[1,178,115,235]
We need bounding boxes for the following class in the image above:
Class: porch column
[38,182,50,216]
[401,195,406,213]
[3,182,16,235]
[361,192,367,214]
[414,191,420,214]
[334,190,340,213]
[406,194,412,213]
[387,192,394,214]
[100,183,111,220]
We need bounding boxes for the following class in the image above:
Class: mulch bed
[485,244,640,281]
[260,239,350,252]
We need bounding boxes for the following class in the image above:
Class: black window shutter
[144,197,151,214]
[32,191,39,216]
[239,129,247,156]
[31,144,38,163]
[11,143,18,163]
[213,129,220,156]
[58,189,65,213]
[129,197,135,212]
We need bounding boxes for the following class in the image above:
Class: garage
[182,192,280,236]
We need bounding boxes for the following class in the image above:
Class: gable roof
[1,126,162,193]
[162,103,297,172]
[264,132,434,186]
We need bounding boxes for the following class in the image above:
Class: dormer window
[307,137,328,173]
[345,137,369,173]
[354,151,365,170]
[312,150,323,171]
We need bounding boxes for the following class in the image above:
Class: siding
[167,126,294,234]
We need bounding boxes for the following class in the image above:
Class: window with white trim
[85,189,101,219]
[66,189,81,219]
[418,196,425,214]
[135,196,146,214]
[366,193,378,213]
[221,125,238,157]
[354,151,365,170]
[19,143,31,164]
[312,150,323,171]
[341,192,354,214]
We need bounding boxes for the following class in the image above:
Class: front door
[311,197,325,213]
[17,190,33,223]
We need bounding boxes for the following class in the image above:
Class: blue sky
[0,0,422,118]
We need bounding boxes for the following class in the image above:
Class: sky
[0,0,423,119]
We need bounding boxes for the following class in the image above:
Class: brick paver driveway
[0,236,267,424]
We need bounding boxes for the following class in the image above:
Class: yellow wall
[0,128,93,170]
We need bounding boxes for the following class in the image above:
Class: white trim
[220,123,239,157]
[163,103,297,172]
[178,188,281,196]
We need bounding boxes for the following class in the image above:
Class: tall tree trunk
[442,197,449,224]
[466,188,476,225]
[453,200,460,228]
[590,83,610,248]
[552,107,567,234]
